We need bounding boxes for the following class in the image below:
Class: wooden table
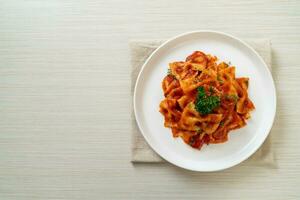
[0,0,299,199]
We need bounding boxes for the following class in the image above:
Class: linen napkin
[130,39,275,167]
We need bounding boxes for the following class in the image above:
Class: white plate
[133,31,276,171]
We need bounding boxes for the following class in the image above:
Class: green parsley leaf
[209,86,214,95]
[197,86,206,98]
[217,75,224,84]
[195,86,221,115]
[167,68,176,79]
[220,121,224,127]
[225,94,239,103]
[167,68,172,75]
[195,127,202,133]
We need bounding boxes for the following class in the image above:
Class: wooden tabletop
[0,0,299,199]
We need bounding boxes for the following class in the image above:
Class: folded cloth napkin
[130,39,275,167]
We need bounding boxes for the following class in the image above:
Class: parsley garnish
[167,68,176,79]
[225,94,239,103]
[209,86,214,95]
[195,127,202,133]
[217,75,223,84]
[195,86,220,115]
[167,68,172,75]
[220,121,224,127]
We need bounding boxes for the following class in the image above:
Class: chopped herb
[195,86,221,115]
[220,121,224,127]
[167,68,172,75]
[225,94,239,103]
[195,127,202,133]
[217,75,223,84]
[231,94,239,102]
[167,68,176,79]
[245,79,249,87]
[209,86,214,95]
[197,86,206,98]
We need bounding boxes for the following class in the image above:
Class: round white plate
[133,31,276,171]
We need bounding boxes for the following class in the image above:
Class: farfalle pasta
[159,51,255,149]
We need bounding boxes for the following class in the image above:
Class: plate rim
[133,30,277,171]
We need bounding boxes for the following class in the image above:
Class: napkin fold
[130,39,275,167]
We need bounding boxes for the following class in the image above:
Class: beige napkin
[130,39,275,167]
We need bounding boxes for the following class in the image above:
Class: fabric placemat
[130,39,275,167]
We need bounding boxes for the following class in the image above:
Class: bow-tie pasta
[159,51,255,150]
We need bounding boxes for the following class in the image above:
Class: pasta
[159,51,255,149]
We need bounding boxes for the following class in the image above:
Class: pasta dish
[159,51,255,149]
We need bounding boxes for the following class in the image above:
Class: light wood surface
[0,0,299,199]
